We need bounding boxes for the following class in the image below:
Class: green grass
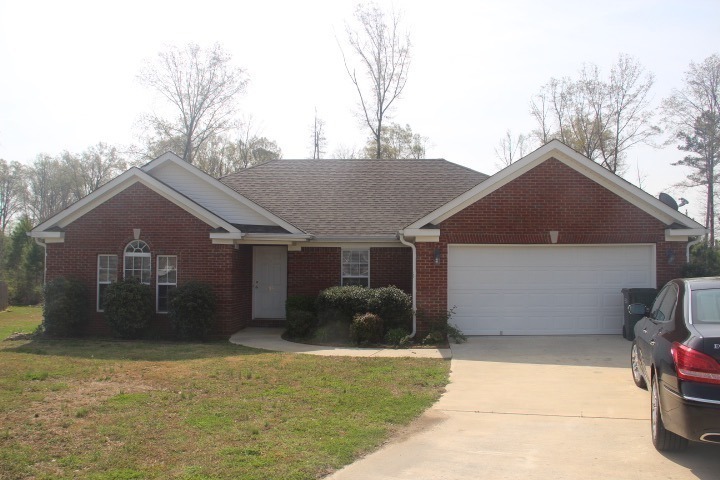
[0,308,449,479]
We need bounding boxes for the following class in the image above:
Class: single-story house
[30,140,706,338]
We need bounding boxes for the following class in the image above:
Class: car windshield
[691,289,720,324]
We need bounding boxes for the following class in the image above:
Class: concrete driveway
[327,335,720,480]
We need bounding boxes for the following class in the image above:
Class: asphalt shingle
[220,159,488,236]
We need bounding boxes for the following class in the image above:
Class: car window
[650,287,669,320]
[691,289,720,324]
[654,285,678,323]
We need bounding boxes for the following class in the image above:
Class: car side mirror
[628,303,648,316]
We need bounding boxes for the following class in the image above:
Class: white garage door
[447,245,655,335]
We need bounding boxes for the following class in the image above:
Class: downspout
[33,237,47,286]
[398,231,417,338]
[687,236,703,263]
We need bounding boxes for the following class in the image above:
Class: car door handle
[643,328,648,333]
[650,340,656,346]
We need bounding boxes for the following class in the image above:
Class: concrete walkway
[229,327,451,359]
[327,335,720,480]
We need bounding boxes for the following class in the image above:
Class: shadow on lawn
[3,337,270,361]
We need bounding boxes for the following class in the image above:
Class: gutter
[398,231,417,338]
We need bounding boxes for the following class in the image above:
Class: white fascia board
[28,231,65,243]
[400,228,440,242]
[143,152,305,235]
[310,235,399,243]
[406,140,706,231]
[665,228,708,242]
[32,168,241,236]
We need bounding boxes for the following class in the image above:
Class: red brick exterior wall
[287,247,412,297]
[45,182,249,338]
[415,158,688,332]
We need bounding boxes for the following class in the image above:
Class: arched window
[124,240,151,284]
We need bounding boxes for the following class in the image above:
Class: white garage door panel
[448,245,655,335]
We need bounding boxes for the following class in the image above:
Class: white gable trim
[32,167,242,238]
[143,152,304,234]
[406,140,706,232]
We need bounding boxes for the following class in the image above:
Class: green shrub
[373,286,413,329]
[103,278,154,339]
[384,327,411,347]
[42,277,88,336]
[168,281,216,340]
[419,307,467,345]
[285,309,317,338]
[316,286,371,325]
[286,295,317,316]
[315,286,412,331]
[683,243,720,277]
[349,312,384,345]
[312,321,350,344]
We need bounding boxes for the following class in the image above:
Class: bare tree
[310,109,327,159]
[362,123,427,159]
[527,54,657,174]
[495,130,528,167]
[27,155,75,223]
[332,144,360,159]
[0,159,26,233]
[138,43,247,164]
[66,143,127,199]
[340,3,411,159]
[663,54,720,244]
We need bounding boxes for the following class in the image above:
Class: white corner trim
[142,152,304,235]
[405,140,706,232]
[400,228,440,242]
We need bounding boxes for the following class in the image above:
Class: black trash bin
[621,288,657,340]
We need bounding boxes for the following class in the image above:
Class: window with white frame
[97,254,118,311]
[124,240,151,284]
[156,256,177,313]
[341,249,370,287]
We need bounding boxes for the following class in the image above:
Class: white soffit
[405,140,705,231]
[143,152,304,234]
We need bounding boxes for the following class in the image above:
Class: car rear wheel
[651,374,688,452]
[631,342,647,389]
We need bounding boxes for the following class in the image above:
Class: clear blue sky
[1,0,718,221]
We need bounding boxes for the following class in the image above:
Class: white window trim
[124,240,151,285]
[156,255,177,313]
[341,248,370,287]
[97,254,118,312]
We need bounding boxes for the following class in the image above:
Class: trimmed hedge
[42,277,88,336]
[315,285,412,329]
[168,281,216,340]
[103,278,154,339]
[350,312,384,345]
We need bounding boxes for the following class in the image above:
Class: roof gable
[405,140,706,232]
[31,167,242,241]
[142,152,303,234]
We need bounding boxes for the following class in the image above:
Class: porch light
[434,248,441,264]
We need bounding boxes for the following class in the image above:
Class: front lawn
[0,308,449,479]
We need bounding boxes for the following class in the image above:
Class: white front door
[252,246,287,319]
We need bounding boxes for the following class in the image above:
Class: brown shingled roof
[220,159,488,236]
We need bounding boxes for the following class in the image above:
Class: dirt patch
[3,332,34,341]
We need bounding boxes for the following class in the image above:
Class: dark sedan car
[630,277,720,451]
